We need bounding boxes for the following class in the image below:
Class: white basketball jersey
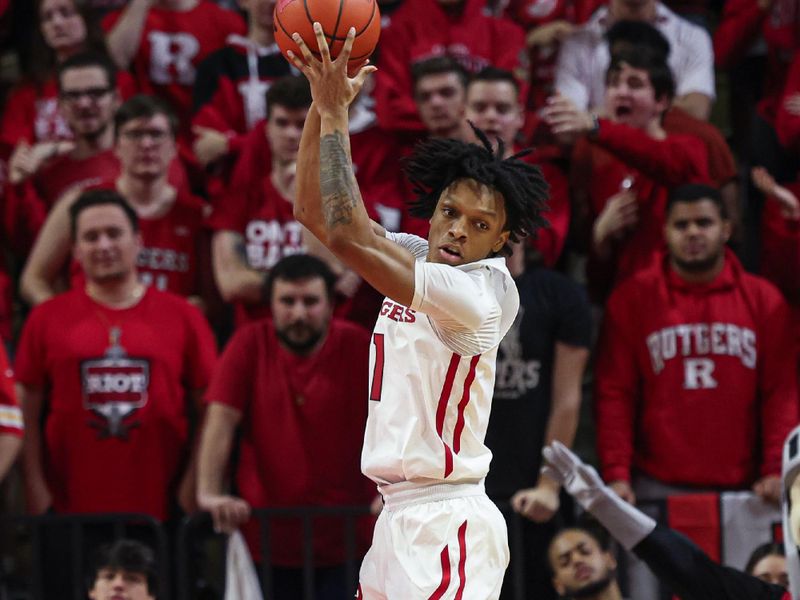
[361,232,520,486]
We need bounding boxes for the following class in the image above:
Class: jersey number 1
[370,333,385,401]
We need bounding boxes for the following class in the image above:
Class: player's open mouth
[614,105,632,118]
[438,246,462,264]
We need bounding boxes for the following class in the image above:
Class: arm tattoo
[320,130,357,228]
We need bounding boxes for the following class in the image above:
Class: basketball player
[289,25,549,598]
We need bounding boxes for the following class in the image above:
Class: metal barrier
[176,501,528,600]
[1,502,532,600]
[0,513,169,600]
[176,505,371,600]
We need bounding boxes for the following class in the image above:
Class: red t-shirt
[8,150,121,239]
[0,343,22,437]
[209,148,302,324]
[71,188,208,298]
[206,319,375,565]
[595,251,799,488]
[14,287,217,519]
[102,2,246,139]
[374,0,527,131]
[192,36,293,151]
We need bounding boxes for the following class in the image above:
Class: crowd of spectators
[0,0,797,598]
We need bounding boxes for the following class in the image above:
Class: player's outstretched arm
[290,25,417,307]
[294,103,327,243]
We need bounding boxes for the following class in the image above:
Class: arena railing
[0,512,169,600]
[0,502,529,600]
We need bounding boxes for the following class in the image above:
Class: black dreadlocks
[403,123,550,256]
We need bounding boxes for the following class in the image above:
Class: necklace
[85,284,145,349]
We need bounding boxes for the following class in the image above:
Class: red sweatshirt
[572,119,709,300]
[374,0,526,131]
[595,250,799,488]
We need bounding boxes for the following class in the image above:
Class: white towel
[224,531,264,600]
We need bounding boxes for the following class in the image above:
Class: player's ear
[492,230,510,254]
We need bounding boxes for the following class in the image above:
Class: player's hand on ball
[287,22,377,114]
[511,483,560,523]
[198,493,252,534]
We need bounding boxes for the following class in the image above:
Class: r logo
[683,358,718,390]
[148,31,200,85]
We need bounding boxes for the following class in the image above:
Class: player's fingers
[312,22,331,64]
[352,64,378,87]
[291,33,317,66]
[338,27,356,65]
[286,50,312,75]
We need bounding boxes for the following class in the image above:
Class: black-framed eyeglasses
[60,86,114,103]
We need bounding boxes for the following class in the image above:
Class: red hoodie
[595,250,799,488]
[374,0,527,131]
[571,119,709,301]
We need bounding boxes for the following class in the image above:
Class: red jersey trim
[429,544,452,600]
[436,354,461,478]
[454,520,468,600]
[453,355,480,454]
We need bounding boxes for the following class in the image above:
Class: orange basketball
[273,0,381,71]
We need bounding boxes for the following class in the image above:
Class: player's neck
[72,126,114,159]
[86,275,145,309]
[117,175,176,219]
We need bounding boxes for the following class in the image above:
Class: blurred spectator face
[604,62,668,131]
[664,199,731,275]
[549,530,617,598]
[265,105,307,164]
[271,276,333,354]
[39,0,86,55]
[116,114,177,181]
[751,554,788,588]
[239,0,275,29]
[414,73,466,137]
[88,568,154,600]
[59,66,118,140]
[73,204,142,284]
[465,80,523,150]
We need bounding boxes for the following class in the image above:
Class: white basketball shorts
[357,482,509,599]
